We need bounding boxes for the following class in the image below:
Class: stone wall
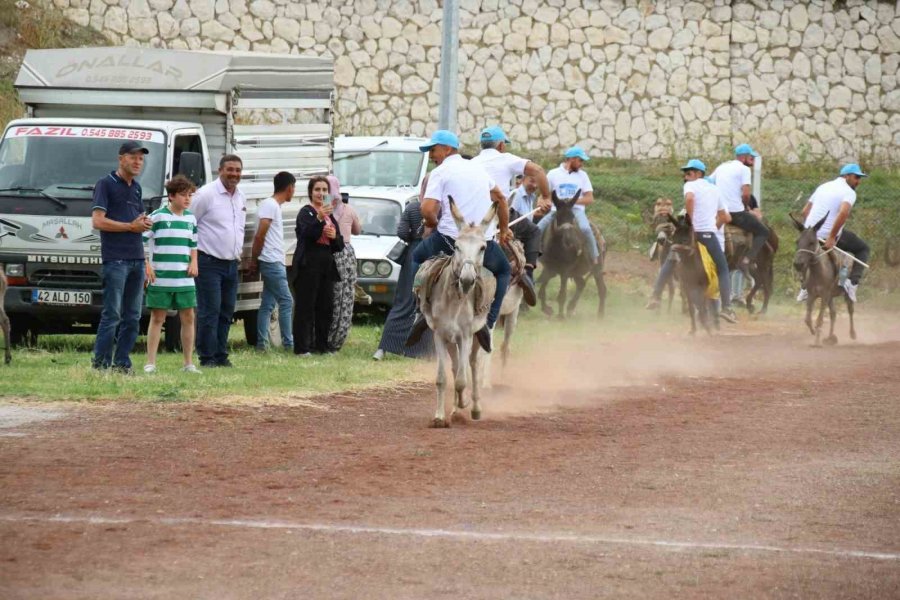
[48,0,900,163]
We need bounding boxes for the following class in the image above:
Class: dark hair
[219,153,243,169]
[480,140,501,150]
[274,171,296,193]
[460,153,474,160]
[307,175,330,200]
[165,174,196,197]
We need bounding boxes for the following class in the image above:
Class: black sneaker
[111,365,134,375]
[519,273,537,307]
[200,361,219,368]
[217,358,234,368]
[475,325,492,353]
[405,313,429,347]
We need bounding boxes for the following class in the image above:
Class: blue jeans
[257,260,294,349]
[412,231,510,328]
[93,259,145,369]
[196,252,238,365]
[537,209,600,260]
[652,233,731,310]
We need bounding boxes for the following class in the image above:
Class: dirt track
[1,316,899,599]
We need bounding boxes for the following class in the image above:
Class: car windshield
[333,150,424,187]
[352,197,403,236]
[0,126,165,215]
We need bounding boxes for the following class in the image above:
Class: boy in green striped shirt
[143,175,200,373]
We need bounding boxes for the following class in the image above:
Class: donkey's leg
[447,340,468,414]
[431,337,451,428]
[501,308,518,369]
[804,296,816,336]
[556,274,569,319]
[467,339,485,420]
[665,276,675,313]
[538,270,553,317]
[846,294,857,340]
[567,275,586,317]
[684,288,697,335]
[0,308,10,365]
[814,297,827,347]
[761,266,774,314]
[824,296,838,345]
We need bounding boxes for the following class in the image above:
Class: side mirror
[178,151,204,187]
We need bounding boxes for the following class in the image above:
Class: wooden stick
[509,207,541,227]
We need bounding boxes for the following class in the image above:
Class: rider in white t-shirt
[796,163,870,303]
[539,147,602,264]
[470,125,550,295]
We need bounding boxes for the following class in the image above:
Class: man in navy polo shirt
[91,141,153,373]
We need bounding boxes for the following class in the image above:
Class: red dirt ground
[1,315,899,599]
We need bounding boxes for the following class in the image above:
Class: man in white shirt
[646,159,736,323]
[711,144,770,268]
[797,163,869,302]
[405,130,511,353]
[250,171,295,352]
[540,147,602,264]
[191,154,247,367]
[471,125,550,295]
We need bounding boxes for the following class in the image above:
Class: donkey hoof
[541,306,554,317]
[850,330,857,341]
[450,412,467,424]
[823,335,838,346]
[429,418,450,429]
[470,409,481,421]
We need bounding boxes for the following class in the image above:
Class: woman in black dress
[291,176,344,356]
[373,198,434,359]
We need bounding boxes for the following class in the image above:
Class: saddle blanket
[697,244,719,300]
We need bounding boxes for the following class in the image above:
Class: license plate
[31,289,92,306]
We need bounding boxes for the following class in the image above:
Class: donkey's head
[548,189,583,255]
[448,196,496,295]
[669,212,695,250]
[791,212,827,274]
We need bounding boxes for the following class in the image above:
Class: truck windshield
[0,126,165,215]
[352,197,402,236]
[333,150,423,187]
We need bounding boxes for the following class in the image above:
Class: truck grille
[29,269,102,288]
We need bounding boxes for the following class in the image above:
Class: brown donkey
[791,213,855,346]
[0,265,10,364]
[669,213,714,335]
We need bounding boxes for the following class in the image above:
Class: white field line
[1,513,899,561]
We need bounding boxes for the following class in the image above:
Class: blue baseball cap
[563,146,589,161]
[480,125,510,143]
[680,158,707,173]
[419,130,460,152]
[734,143,759,157]
[839,163,868,177]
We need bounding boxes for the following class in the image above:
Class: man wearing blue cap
[405,130,512,353]
[797,163,869,302]
[540,147,602,264]
[646,159,736,323]
[711,144,770,272]
[471,125,550,301]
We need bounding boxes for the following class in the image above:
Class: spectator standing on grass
[326,175,361,352]
[373,195,434,361]
[91,141,153,374]
[143,175,200,373]
[191,154,246,368]
[250,171,295,352]
[291,176,344,356]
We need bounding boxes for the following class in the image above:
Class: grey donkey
[413,199,498,428]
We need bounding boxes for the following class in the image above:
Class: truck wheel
[243,311,259,348]
[164,315,182,352]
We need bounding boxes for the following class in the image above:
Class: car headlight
[3,263,24,277]
[376,261,392,276]
[359,260,376,276]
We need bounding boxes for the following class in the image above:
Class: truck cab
[0,46,334,345]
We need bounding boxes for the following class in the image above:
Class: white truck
[0,46,333,347]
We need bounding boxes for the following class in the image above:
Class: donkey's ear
[788,212,804,232]
[448,195,467,231]
[551,190,560,207]
[667,213,679,226]
[813,212,829,232]
[480,202,498,228]
[684,212,693,227]
[569,189,583,208]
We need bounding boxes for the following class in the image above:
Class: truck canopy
[14,47,334,199]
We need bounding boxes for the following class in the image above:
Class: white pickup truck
[0,46,333,347]
[333,136,428,306]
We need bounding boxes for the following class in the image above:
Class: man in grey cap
[91,141,153,373]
